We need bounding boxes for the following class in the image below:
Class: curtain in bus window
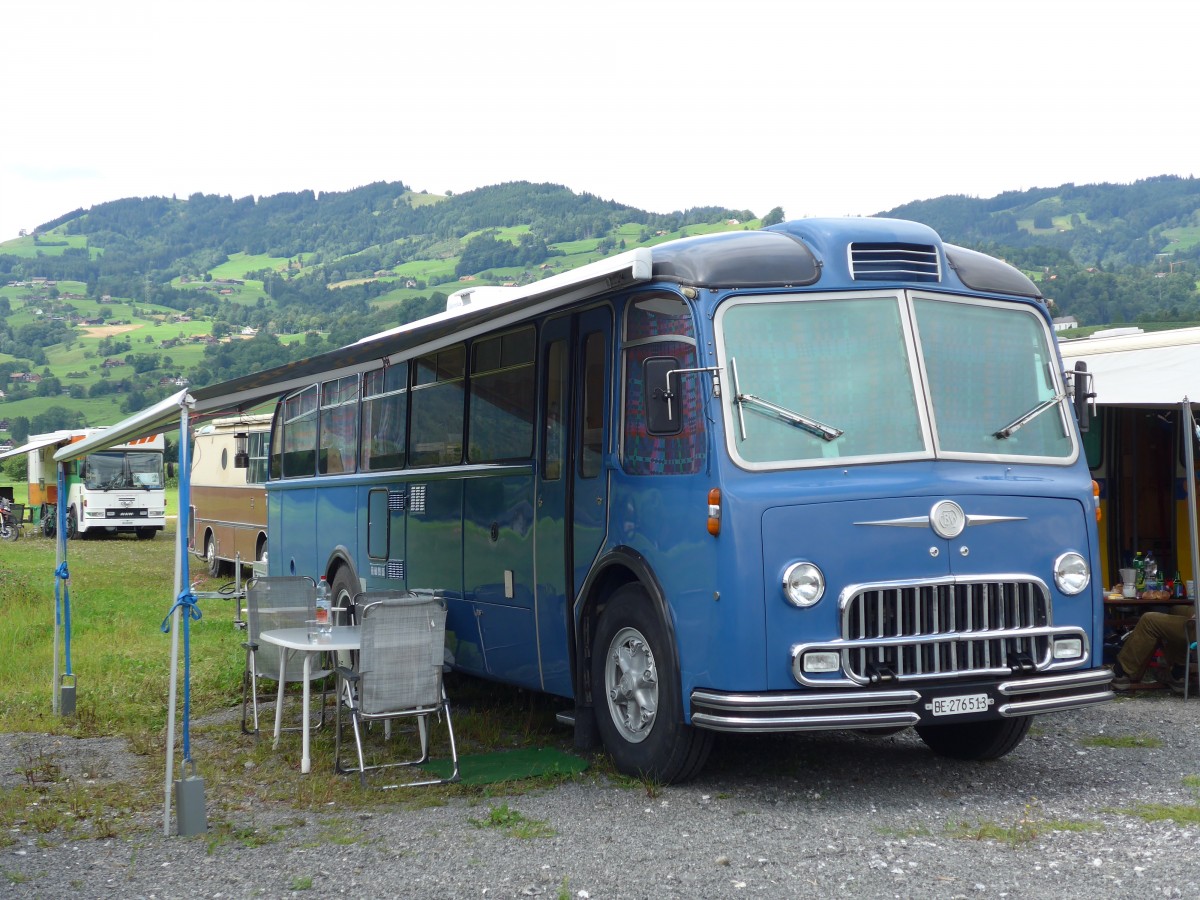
[319,375,359,475]
[360,364,408,471]
[915,299,1072,458]
[623,295,705,475]
[282,386,318,477]
[721,297,923,463]
[469,328,536,463]
[410,345,466,467]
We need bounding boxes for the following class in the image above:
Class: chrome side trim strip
[691,688,921,711]
[998,690,1114,717]
[690,711,921,733]
[997,668,1114,695]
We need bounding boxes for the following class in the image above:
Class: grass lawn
[0,505,599,840]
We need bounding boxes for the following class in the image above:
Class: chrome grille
[842,580,1051,682]
[849,242,940,282]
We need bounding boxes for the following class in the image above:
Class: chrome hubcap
[605,626,658,743]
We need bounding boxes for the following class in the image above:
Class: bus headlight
[1053,552,1090,595]
[782,562,825,607]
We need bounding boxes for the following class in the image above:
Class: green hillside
[2,175,1199,444]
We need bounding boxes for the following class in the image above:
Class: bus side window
[410,345,466,467]
[580,332,605,479]
[281,385,318,477]
[361,363,409,471]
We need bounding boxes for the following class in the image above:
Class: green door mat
[423,747,588,785]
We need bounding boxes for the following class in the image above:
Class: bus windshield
[722,295,925,464]
[720,293,1073,466]
[83,451,165,490]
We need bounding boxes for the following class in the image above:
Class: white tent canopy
[1060,326,1200,408]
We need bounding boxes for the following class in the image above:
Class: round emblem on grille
[929,500,965,539]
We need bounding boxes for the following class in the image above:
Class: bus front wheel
[590,584,713,784]
[915,715,1031,761]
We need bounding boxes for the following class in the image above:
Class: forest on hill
[1,175,1198,443]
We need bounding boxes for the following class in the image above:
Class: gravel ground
[4,692,1200,899]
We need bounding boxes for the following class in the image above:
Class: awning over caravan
[0,431,75,463]
[53,249,653,462]
[1060,327,1200,407]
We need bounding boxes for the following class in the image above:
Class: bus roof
[53,218,1041,461]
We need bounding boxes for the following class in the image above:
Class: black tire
[205,533,224,575]
[1,519,17,542]
[137,528,156,541]
[915,715,1031,761]
[66,508,79,540]
[591,584,713,784]
[330,566,359,667]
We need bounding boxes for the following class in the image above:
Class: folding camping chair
[334,591,459,788]
[241,575,330,735]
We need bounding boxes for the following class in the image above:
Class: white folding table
[258,625,360,774]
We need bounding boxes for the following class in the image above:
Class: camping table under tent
[1059,327,1200,635]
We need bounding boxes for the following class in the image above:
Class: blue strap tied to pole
[55,561,72,676]
[161,589,202,762]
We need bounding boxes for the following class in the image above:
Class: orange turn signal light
[1092,480,1101,523]
[707,488,721,536]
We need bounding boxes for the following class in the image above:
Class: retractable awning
[0,431,76,463]
[54,248,652,463]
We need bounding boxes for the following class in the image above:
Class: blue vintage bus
[264,218,1113,782]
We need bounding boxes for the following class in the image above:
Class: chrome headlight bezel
[1053,551,1090,595]
[782,562,825,607]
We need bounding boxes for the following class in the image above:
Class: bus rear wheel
[590,584,713,784]
[915,715,1031,761]
[66,508,79,540]
[205,534,224,575]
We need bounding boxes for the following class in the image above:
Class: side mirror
[644,357,682,435]
[1071,361,1095,433]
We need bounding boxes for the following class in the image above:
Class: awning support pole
[1183,399,1200,618]
[164,394,205,836]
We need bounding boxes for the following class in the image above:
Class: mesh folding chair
[241,576,329,735]
[334,592,459,788]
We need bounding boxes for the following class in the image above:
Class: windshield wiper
[993,393,1065,439]
[736,392,844,441]
[727,357,843,442]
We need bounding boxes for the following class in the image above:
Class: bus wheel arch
[578,548,712,783]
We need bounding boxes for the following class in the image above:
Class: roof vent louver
[849,242,940,282]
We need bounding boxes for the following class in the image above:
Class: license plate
[930,693,990,716]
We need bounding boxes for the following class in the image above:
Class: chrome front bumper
[689,668,1115,733]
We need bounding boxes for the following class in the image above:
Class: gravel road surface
[4,692,1199,899]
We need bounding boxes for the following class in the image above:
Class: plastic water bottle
[315,576,332,636]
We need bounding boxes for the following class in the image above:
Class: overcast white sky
[2,1,1195,244]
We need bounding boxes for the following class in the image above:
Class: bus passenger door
[535,308,612,697]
